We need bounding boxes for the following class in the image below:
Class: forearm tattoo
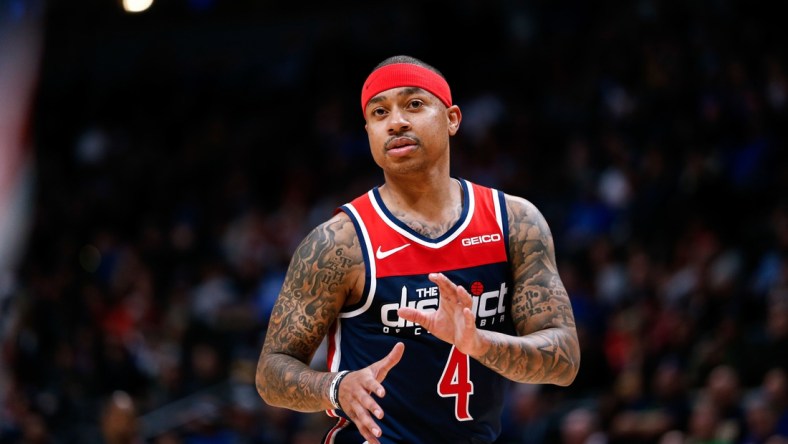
[476,198,580,386]
[256,216,361,411]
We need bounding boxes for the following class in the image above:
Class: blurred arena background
[2,0,788,443]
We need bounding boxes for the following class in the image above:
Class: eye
[407,99,424,109]
[371,107,388,117]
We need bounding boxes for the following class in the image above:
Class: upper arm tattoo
[257,216,363,411]
[508,198,573,332]
[495,196,579,384]
[263,216,362,360]
[474,196,580,385]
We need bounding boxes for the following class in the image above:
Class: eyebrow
[367,87,428,106]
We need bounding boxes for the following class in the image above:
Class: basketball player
[256,55,580,444]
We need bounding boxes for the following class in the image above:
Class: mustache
[384,134,420,150]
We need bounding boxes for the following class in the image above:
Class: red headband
[360,63,452,113]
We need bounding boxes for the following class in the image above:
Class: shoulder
[300,211,361,260]
[502,193,559,264]
[503,194,551,232]
[292,211,365,299]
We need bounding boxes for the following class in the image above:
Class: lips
[385,137,417,150]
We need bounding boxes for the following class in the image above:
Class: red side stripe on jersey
[322,417,350,443]
[327,320,338,371]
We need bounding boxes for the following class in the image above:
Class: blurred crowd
[2,0,788,443]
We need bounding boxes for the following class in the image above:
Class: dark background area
[2,0,788,443]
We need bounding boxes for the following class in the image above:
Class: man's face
[363,86,460,175]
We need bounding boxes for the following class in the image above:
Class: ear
[447,105,462,136]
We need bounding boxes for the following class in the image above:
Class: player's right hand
[337,342,404,444]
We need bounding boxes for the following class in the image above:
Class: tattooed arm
[485,194,580,385]
[255,212,364,412]
[398,195,580,386]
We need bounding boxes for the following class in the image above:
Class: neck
[379,174,463,238]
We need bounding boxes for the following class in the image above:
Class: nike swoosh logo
[375,243,411,260]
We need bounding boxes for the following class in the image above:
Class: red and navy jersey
[323,178,515,444]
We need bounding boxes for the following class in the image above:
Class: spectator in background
[759,368,788,439]
[741,297,788,386]
[99,391,143,444]
[702,365,748,442]
[560,406,607,444]
[688,398,733,444]
[740,392,788,444]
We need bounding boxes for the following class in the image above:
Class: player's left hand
[397,272,483,357]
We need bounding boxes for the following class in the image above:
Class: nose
[387,107,411,134]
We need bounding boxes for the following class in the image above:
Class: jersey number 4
[437,345,474,421]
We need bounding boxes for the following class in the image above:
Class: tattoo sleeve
[255,214,362,411]
[474,196,580,386]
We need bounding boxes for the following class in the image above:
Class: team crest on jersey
[379,281,509,335]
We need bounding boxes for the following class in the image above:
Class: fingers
[397,306,428,326]
[340,343,405,443]
[341,371,385,442]
[428,271,450,287]
[376,342,404,382]
[463,307,477,335]
[429,272,472,306]
[346,396,384,443]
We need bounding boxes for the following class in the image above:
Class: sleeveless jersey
[322,178,516,444]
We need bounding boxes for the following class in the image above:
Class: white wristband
[329,371,350,410]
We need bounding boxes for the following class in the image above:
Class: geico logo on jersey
[461,233,502,246]
[380,282,509,334]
